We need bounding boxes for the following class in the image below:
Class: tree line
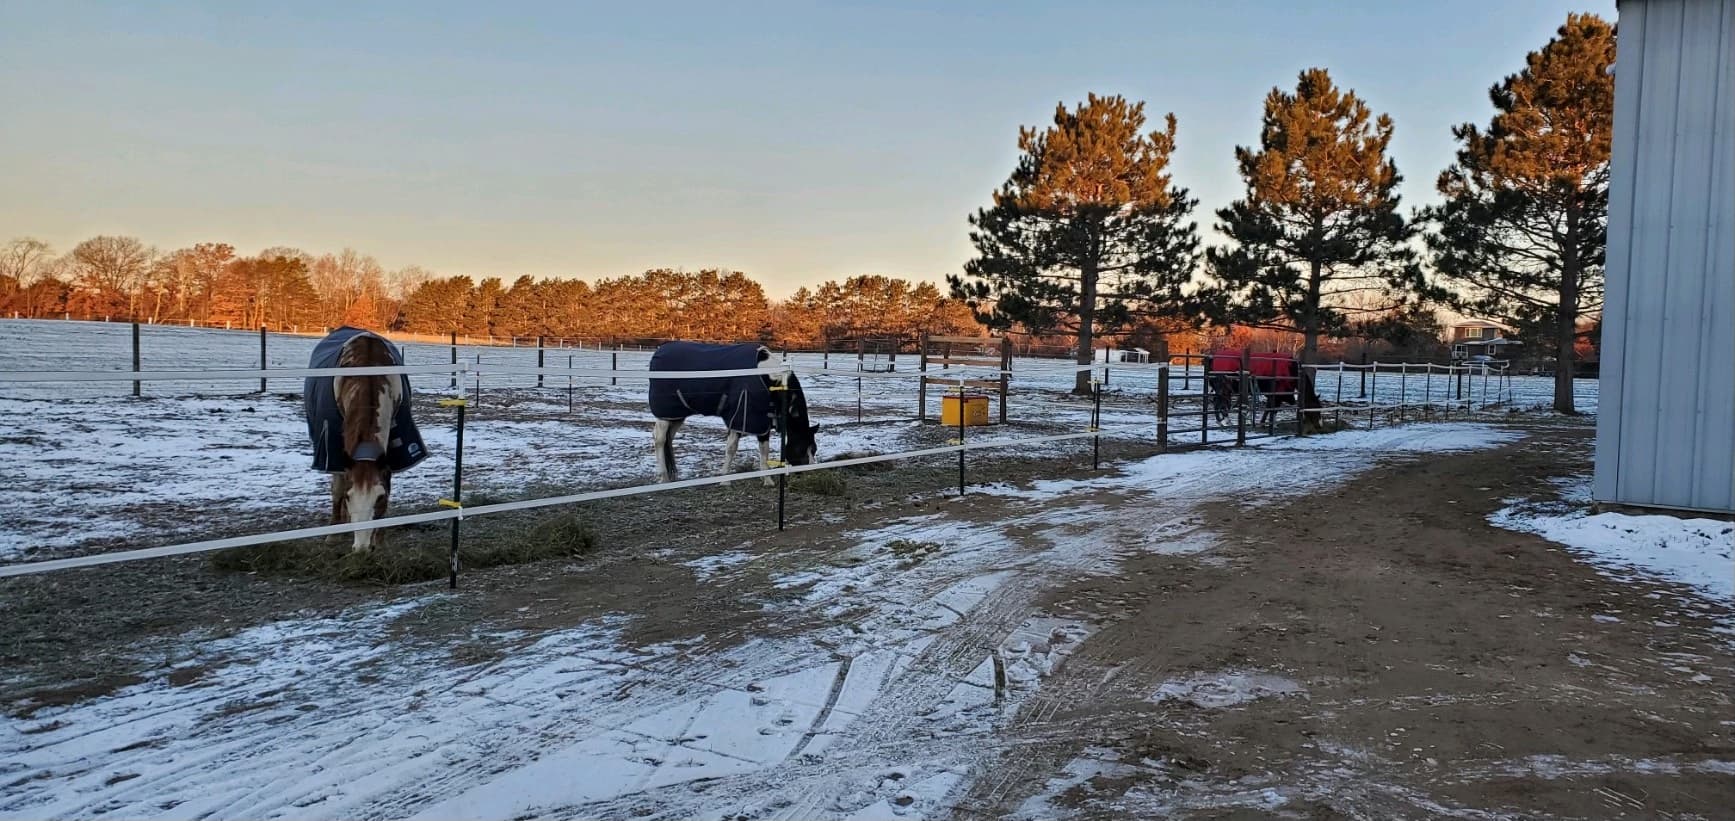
[951,13,1611,410]
[0,237,983,347]
[3,13,1609,412]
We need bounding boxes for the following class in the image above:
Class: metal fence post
[957,383,967,496]
[449,331,458,389]
[259,325,268,394]
[1398,363,1407,424]
[1200,353,1210,446]
[1156,364,1170,454]
[442,399,467,590]
[1092,376,1103,470]
[537,336,545,388]
[1236,349,1250,447]
[132,322,142,397]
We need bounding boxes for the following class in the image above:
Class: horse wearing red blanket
[1206,350,1323,431]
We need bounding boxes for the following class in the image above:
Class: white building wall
[1594,0,1735,513]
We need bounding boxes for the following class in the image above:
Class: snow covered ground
[0,423,1527,820]
[1490,477,1733,628]
[0,319,1593,560]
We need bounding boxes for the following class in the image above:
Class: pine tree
[492,275,543,337]
[465,277,505,336]
[950,93,1200,394]
[1202,68,1423,363]
[1423,14,1613,414]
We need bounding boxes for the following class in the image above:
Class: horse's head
[334,332,400,550]
[773,372,819,466]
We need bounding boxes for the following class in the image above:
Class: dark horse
[304,327,427,549]
[648,342,819,485]
[1207,350,1323,431]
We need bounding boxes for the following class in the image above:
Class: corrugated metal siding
[1594,0,1735,513]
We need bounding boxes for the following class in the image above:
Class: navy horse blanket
[648,342,775,437]
[304,327,427,473]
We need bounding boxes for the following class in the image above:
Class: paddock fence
[0,322,1524,583]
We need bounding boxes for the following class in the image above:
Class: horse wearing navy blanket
[648,342,819,486]
[304,327,427,550]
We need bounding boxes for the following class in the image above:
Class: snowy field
[0,320,1594,560]
[0,423,1531,820]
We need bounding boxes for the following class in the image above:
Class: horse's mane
[336,334,394,460]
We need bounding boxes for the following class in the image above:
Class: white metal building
[1593,0,1735,513]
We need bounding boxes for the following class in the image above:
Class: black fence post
[132,322,142,397]
[1236,349,1250,447]
[567,354,575,413]
[1092,377,1102,470]
[1156,365,1170,453]
[1199,353,1210,446]
[537,336,545,388]
[449,331,458,389]
[1359,350,1368,398]
[958,385,967,496]
[445,399,467,590]
[611,350,619,387]
[259,325,268,394]
[777,379,788,532]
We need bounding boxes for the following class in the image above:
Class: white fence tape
[0,421,1149,579]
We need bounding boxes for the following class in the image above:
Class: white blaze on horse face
[347,481,384,551]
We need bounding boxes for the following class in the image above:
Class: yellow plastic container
[940,394,991,426]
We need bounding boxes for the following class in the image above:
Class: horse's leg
[757,433,774,487]
[722,430,741,478]
[330,473,349,524]
[654,418,682,482]
[370,471,391,549]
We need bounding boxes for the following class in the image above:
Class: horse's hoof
[761,477,776,488]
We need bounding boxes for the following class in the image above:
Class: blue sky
[0,0,1614,296]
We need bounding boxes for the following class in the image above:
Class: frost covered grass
[210,511,598,584]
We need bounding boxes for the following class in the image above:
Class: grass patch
[827,451,895,472]
[211,512,598,586]
[886,539,942,569]
[791,471,849,497]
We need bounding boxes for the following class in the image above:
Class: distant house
[1448,320,1520,361]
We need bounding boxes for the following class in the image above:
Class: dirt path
[3,421,1729,820]
[958,425,1735,818]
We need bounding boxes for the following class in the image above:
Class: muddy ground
[3,418,1731,818]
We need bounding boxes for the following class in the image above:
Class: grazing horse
[648,342,819,486]
[304,327,427,550]
[1207,350,1323,431]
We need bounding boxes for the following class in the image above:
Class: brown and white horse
[329,334,401,550]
